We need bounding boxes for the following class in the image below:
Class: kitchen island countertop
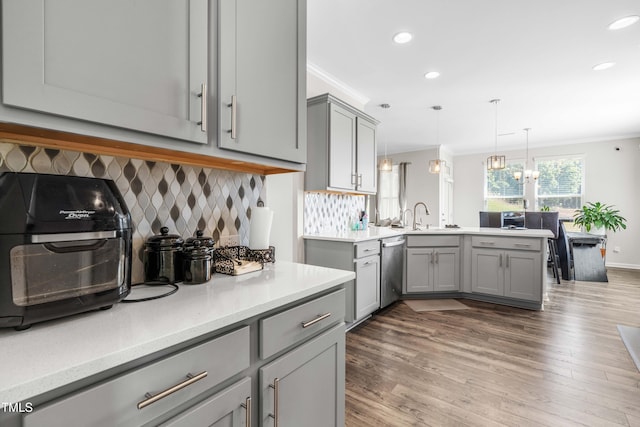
[303,226,552,242]
[0,261,354,403]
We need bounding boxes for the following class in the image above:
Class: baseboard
[606,263,640,270]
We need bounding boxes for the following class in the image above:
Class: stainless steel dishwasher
[380,235,405,308]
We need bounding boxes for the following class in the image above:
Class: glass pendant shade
[429,159,446,174]
[379,157,393,172]
[513,171,523,181]
[487,154,506,170]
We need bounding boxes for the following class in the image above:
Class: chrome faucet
[413,202,431,230]
[402,209,413,228]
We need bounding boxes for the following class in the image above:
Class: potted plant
[573,202,627,234]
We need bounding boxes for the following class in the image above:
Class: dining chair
[525,211,561,284]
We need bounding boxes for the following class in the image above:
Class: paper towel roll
[249,206,274,249]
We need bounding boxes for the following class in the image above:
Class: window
[535,155,584,218]
[378,165,399,220]
[485,160,524,211]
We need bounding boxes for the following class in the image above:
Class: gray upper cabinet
[2,0,208,144]
[306,94,379,194]
[216,0,306,163]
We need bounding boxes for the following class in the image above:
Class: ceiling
[306,0,640,156]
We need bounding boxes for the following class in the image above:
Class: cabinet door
[471,249,504,296]
[2,0,207,144]
[327,104,357,191]
[160,377,251,427]
[433,248,460,292]
[405,248,434,293]
[217,0,306,163]
[260,324,345,427]
[504,251,542,302]
[354,255,381,319]
[355,118,377,194]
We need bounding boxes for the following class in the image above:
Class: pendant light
[379,103,393,172]
[487,99,506,170]
[514,128,539,182]
[428,105,446,174]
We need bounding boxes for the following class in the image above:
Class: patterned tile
[303,192,366,235]
[0,141,266,283]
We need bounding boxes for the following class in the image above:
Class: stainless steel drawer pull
[480,241,496,245]
[137,371,208,410]
[301,312,332,328]
[197,83,207,132]
[228,95,237,139]
[514,243,532,247]
[269,378,280,427]
[241,396,252,427]
[363,248,375,252]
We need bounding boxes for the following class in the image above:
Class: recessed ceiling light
[393,32,413,44]
[592,62,616,71]
[608,15,640,30]
[424,71,440,79]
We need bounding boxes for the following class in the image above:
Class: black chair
[525,211,561,283]
[479,211,502,228]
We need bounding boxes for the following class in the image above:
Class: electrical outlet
[219,234,240,247]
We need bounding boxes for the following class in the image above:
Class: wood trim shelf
[0,123,299,175]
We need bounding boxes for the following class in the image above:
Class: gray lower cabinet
[17,288,346,427]
[355,253,381,319]
[160,377,251,427]
[405,235,460,293]
[2,0,208,144]
[306,94,379,194]
[305,239,380,323]
[22,327,251,427]
[216,0,306,163]
[260,324,345,427]
[470,236,543,302]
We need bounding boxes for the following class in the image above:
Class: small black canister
[182,240,212,284]
[143,227,184,283]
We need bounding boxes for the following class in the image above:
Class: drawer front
[471,236,541,251]
[406,235,460,247]
[24,327,250,427]
[354,239,380,258]
[260,288,346,359]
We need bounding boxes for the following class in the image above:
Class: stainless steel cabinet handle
[197,83,207,132]
[137,371,208,410]
[357,174,363,187]
[228,95,237,139]
[382,240,405,248]
[430,252,434,264]
[506,254,510,268]
[241,396,251,427]
[499,253,503,267]
[301,312,332,328]
[435,252,439,264]
[351,173,357,185]
[480,241,496,245]
[269,378,280,427]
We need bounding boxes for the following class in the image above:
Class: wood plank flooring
[345,268,640,426]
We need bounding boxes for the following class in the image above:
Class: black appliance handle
[44,239,109,254]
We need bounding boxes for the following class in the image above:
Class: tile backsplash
[303,192,366,234]
[0,142,266,283]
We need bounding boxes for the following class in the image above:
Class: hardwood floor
[345,268,640,426]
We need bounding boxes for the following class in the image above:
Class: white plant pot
[589,226,606,236]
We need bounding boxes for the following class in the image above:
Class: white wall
[265,172,304,262]
[453,137,640,269]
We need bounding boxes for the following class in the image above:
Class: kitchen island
[304,226,554,319]
[0,261,354,427]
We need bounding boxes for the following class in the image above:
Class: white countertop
[0,261,355,403]
[303,226,552,242]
